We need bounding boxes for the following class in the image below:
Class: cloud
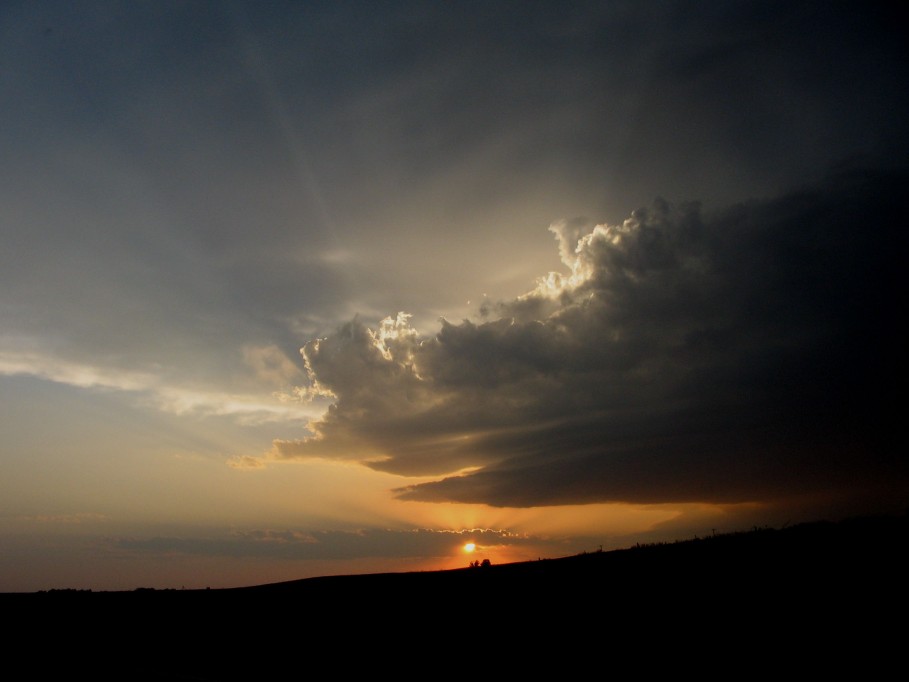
[0,347,159,392]
[21,513,108,525]
[242,345,305,387]
[273,165,906,512]
[110,527,530,561]
[227,455,267,470]
[0,347,319,426]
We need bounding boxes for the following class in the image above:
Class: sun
[463,542,476,553]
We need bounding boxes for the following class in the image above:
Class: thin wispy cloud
[19,512,108,525]
[111,527,533,561]
[0,347,319,426]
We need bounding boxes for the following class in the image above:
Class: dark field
[5,513,905,678]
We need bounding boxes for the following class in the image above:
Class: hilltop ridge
[3,513,905,678]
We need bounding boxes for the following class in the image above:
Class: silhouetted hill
[4,513,906,679]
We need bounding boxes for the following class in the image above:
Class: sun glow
[463,542,476,553]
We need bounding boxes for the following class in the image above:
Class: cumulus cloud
[273,166,906,511]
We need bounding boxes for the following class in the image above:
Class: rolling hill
[4,513,905,678]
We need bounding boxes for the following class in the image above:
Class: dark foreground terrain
[4,513,906,678]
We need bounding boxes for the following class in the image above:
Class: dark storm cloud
[276,165,907,509]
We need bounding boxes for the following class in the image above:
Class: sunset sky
[1,1,906,592]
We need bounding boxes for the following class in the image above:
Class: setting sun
[464,543,476,553]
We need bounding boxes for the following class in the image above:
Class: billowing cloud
[272,165,906,511]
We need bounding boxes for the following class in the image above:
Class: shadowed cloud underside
[271,167,905,509]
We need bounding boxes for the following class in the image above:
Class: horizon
[10,511,905,594]
[1,1,906,592]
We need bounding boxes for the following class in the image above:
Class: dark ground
[4,513,906,678]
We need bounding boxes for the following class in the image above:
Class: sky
[1,0,906,591]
